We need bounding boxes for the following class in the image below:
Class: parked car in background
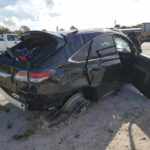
[0,29,149,115]
[0,34,20,51]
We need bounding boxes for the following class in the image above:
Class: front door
[87,34,121,98]
[114,34,135,80]
[131,53,150,98]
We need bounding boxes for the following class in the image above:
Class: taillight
[15,71,53,83]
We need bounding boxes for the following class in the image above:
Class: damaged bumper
[0,87,27,110]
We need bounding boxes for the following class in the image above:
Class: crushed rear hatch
[11,31,65,63]
[0,31,65,98]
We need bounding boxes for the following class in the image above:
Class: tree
[59,28,65,31]
[114,24,120,28]
[70,26,77,30]
[114,24,142,29]
[121,26,128,29]
[0,26,11,34]
[131,24,141,28]
[42,29,47,32]
[12,30,22,35]
[20,26,30,33]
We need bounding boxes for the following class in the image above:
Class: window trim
[68,40,91,63]
[114,34,135,53]
[68,33,119,64]
[68,54,119,64]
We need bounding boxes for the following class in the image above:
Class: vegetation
[4,107,10,113]
[0,106,10,113]
[6,121,12,129]
[0,24,143,34]
[0,26,11,34]
[114,24,142,29]
[13,129,34,140]
[0,25,29,34]
[0,106,4,112]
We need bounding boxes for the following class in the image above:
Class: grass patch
[6,121,12,129]
[0,106,10,113]
[4,107,10,113]
[0,106,3,112]
[13,129,34,141]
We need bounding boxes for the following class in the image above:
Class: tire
[61,92,90,113]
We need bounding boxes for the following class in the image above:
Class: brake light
[15,71,53,83]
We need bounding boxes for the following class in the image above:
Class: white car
[0,34,20,51]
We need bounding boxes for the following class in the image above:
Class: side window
[90,35,116,59]
[70,41,91,62]
[7,35,20,41]
[114,37,132,53]
[83,33,100,44]
[0,35,4,41]
[68,34,84,52]
[65,34,84,58]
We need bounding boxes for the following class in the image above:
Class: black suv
[0,29,150,112]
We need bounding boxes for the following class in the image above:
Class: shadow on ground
[0,84,150,150]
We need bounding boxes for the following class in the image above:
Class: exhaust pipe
[0,87,26,110]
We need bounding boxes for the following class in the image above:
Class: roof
[58,28,115,36]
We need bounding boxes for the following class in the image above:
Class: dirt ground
[142,42,150,56]
[1,84,150,150]
[0,44,150,150]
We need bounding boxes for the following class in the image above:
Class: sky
[0,0,150,31]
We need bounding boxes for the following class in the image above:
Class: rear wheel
[48,92,91,127]
[61,92,91,113]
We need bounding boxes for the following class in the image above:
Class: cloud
[5,5,18,11]
[2,19,16,26]
[44,0,54,9]
[0,0,61,30]
[49,12,61,17]
[1,0,150,31]
[0,0,17,8]
[0,16,20,27]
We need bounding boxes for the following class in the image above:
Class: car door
[114,34,135,80]
[131,53,150,99]
[68,40,92,89]
[87,34,121,98]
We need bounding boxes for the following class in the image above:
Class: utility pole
[114,19,117,28]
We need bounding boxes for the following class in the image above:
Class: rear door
[131,53,150,98]
[87,34,121,97]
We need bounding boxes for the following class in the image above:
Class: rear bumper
[0,80,69,110]
[0,87,27,110]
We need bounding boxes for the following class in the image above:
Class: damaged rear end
[0,31,65,110]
